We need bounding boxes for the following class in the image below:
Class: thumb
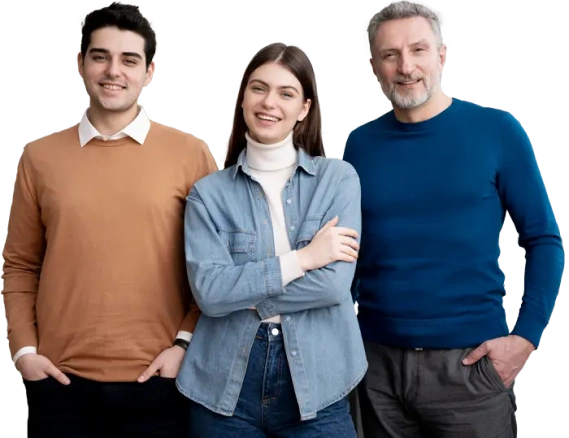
[462,343,489,365]
[46,364,70,385]
[322,216,339,229]
[138,360,161,383]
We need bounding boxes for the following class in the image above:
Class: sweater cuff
[510,307,549,349]
[175,331,193,343]
[13,346,37,365]
[279,251,305,286]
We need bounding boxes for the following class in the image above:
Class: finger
[339,236,360,251]
[334,227,359,239]
[336,253,358,263]
[320,216,339,230]
[138,361,160,383]
[46,365,70,385]
[339,245,359,259]
[462,343,489,365]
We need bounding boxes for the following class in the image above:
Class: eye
[93,55,106,61]
[124,59,137,65]
[281,92,293,98]
[251,86,265,92]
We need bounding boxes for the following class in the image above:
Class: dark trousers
[359,342,517,438]
[189,323,357,437]
[24,374,188,438]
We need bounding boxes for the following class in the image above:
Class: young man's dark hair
[81,2,156,68]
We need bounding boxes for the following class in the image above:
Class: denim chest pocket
[218,230,257,265]
[295,215,324,250]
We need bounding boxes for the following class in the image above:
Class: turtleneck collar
[245,131,297,172]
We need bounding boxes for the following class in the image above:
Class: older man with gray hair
[343,2,564,437]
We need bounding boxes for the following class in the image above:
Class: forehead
[88,26,146,55]
[374,16,436,49]
[249,62,302,88]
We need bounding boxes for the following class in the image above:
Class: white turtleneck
[245,131,305,323]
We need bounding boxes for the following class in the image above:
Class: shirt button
[285,316,291,322]
[289,226,295,231]
[263,220,268,225]
[271,328,279,336]
[286,199,292,204]
[291,350,297,356]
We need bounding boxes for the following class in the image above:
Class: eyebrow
[379,39,431,54]
[249,79,299,93]
[88,48,143,59]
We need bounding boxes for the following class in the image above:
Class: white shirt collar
[78,107,151,147]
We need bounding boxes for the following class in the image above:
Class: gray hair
[368,1,443,51]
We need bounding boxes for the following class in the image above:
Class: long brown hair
[224,43,325,169]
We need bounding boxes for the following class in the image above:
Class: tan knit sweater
[2,122,217,381]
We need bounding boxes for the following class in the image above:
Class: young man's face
[78,26,154,114]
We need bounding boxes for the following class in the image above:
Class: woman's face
[242,62,311,144]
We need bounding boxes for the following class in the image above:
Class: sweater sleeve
[177,139,219,336]
[497,113,564,348]
[2,148,45,357]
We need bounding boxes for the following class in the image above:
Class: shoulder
[453,98,516,127]
[148,121,210,152]
[312,157,359,183]
[149,120,214,159]
[190,167,237,197]
[347,112,393,142]
[23,125,80,160]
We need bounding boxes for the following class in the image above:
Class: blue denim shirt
[176,148,367,421]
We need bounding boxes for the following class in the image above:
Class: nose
[397,51,415,76]
[105,58,121,78]
[262,91,277,109]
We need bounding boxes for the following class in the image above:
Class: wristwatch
[173,338,189,351]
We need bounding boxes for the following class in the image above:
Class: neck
[245,131,297,172]
[393,90,452,123]
[87,103,140,136]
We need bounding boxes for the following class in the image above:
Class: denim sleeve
[255,172,361,319]
[185,189,284,318]
[498,113,564,348]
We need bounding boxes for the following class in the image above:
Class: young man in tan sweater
[1,3,216,437]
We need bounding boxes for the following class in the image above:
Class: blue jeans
[188,323,356,437]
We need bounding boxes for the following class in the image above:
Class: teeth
[103,84,123,90]
[257,114,279,122]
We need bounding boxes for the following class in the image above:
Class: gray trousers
[356,342,517,438]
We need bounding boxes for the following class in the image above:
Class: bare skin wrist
[296,248,313,271]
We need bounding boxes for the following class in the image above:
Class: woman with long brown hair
[176,43,367,437]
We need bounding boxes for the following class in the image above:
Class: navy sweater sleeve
[497,113,564,347]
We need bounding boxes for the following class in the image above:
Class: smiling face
[78,26,153,116]
[241,62,311,144]
[370,16,446,109]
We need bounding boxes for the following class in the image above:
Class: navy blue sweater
[343,98,563,349]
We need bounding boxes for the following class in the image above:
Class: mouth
[100,83,126,91]
[255,113,281,123]
[396,79,421,87]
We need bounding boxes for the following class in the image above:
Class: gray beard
[387,78,431,109]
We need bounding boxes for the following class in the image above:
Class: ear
[144,61,155,87]
[439,44,447,68]
[370,58,380,81]
[78,52,85,78]
[297,98,312,122]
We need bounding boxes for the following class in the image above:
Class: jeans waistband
[256,322,283,341]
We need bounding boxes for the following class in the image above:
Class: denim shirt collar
[232,146,317,180]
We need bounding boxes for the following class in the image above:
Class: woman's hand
[296,216,359,271]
